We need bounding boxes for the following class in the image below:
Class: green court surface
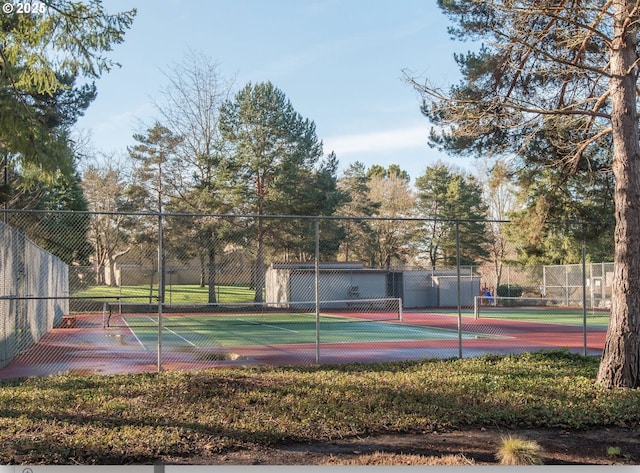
[469,306,610,328]
[121,313,493,350]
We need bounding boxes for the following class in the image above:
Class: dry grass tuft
[496,435,544,465]
[322,451,476,465]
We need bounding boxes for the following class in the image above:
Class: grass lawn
[73,284,256,304]
[476,308,611,328]
[0,351,639,464]
[434,306,611,328]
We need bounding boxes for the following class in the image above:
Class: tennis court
[0,299,608,379]
[113,311,495,353]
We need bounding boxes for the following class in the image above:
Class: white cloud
[324,126,427,156]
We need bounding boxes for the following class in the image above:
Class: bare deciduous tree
[368,170,417,268]
[82,156,132,286]
[152,50,235,303]
[154,49,235,197]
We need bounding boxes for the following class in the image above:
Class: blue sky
[76,0,475,182]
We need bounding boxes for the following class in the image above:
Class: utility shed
[265,263,480,309]
[265,262,387,309]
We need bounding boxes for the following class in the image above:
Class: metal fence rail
[0,210,609,378]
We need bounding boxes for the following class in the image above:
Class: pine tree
[219,81,334,301]
[407,0,640,387]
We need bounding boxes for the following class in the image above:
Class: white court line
[122,317,149,351]
[144,316,198,347]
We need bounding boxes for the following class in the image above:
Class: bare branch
[569,126,613,173]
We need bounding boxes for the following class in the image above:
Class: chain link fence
[0,220,69,369]
[0,210,610,378]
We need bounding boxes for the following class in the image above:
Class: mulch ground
[161,427,640,465]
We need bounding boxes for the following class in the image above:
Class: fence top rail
[3,208,597,226]
[0,295,159,301]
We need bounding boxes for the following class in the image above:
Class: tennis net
[103,297,403,328]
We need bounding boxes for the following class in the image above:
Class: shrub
[496,436,544,465]
[496,284,523,298]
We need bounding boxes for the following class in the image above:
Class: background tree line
[0,3,613,288]
[4,48,614,298]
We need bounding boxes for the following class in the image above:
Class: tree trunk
[254,217,265,303]
[596,0,640,388]
[199,254,206,288]
[207,240,216,304]
[106,257,117,287]
[95,262,104,285]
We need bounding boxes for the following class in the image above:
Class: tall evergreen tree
[268,151,346,261]
[415,163,488,267]
[219,81,335,301]
[3,76,98,265]
[336,161,380,262]
[406,0,640,387]
[0,1,135,183]
[1,1,134,267]
[128,123,181,302]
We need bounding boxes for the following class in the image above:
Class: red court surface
[0,311,607,379]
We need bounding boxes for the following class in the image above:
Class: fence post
[456,219,462,359]
[315,217,320,364]
[582,225,588,356]
[157,212,164,372]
